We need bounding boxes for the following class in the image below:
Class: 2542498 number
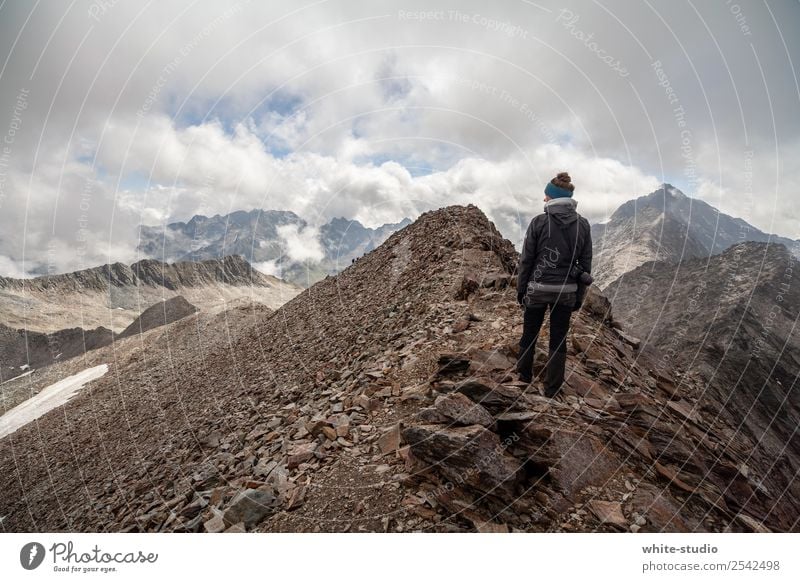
[730,560,780,571]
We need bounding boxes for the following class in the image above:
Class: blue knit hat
[544,172,575,198]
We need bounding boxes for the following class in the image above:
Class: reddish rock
[455,379,524,413]
[377,424,402,454]
[564,374,606,399]
[287,443,317,469]
[615,392,650,409]
[434,393,494,427]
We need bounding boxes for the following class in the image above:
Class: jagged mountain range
[0,255,301,334]
[2,204,796,533]
[137,209,412,288]
[592,183,799,288]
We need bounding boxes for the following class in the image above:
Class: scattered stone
[455,276,479,300]
[287,443,317,469]
[564,374,606,399]
[286,486,306,510]
[616,330,641,349]
[452,318,471,333]
[455,379,523,413]
[467,349,515,372]
[480,272,511,289]
[203,512,226,533]
[615,393,650,409]
[436,353,471,375]
[415,407,450,423]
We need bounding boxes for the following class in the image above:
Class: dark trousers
[516,301,573,393]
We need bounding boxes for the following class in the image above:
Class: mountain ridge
[0,255,301,333]
[1,204,796,532]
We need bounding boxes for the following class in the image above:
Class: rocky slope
[0,205,796,533]
[592,184,799,288]
[604,241,800,510]
[137,209,412,288]
[0,255,301,333]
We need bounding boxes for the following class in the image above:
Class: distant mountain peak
[593,185,798,288]
[643,183,686,201]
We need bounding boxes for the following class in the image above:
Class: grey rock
[223,489,277,529]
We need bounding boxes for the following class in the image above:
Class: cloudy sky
[0,0,798,276]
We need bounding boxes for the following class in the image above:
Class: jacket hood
[544,197,578,226]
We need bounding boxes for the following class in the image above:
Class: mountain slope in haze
[137,209,412,288]
[1,205,797,533]
[0,255,301,333]
[592,183,799,288]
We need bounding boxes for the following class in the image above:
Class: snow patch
[0,364,109,439]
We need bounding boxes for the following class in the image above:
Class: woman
[515,172,592,397]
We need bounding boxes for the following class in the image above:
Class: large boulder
[402,424,522,497]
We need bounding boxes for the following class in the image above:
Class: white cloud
[252,259,282,277]
[276,223,324,262]
[0,256,36,279]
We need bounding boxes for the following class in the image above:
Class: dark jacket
[517,198,592,295]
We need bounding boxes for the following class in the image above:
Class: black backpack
[543,216,591,310]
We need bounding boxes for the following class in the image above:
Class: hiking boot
[544,385,562,399]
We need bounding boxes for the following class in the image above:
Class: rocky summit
[0,204,796,533]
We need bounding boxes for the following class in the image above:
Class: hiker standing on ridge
[515,172,593,398]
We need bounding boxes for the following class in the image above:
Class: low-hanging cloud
[276,223,325,263]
